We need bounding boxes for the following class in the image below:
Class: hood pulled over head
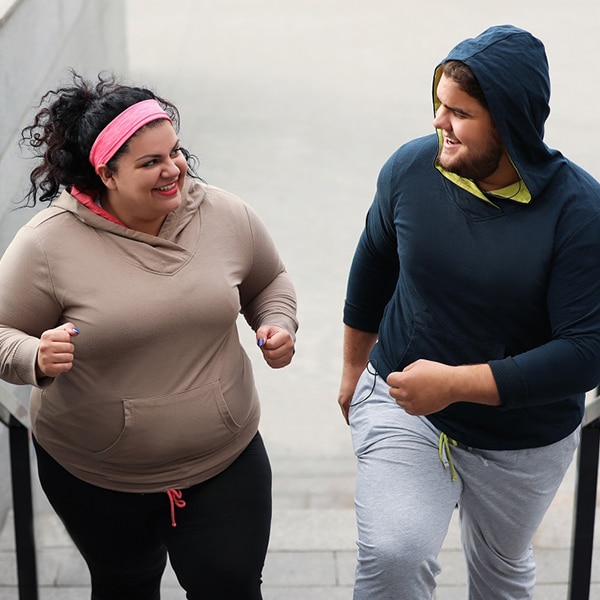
[433,25,563,198]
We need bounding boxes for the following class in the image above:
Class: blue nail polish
[257,338,265,347]
[72,327,81,334]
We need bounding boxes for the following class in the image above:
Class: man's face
[433,73,507,190]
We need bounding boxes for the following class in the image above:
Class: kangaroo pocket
[396,321,506,368]
[93,380,244,467]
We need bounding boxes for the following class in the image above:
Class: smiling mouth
[153,182,180,198]
[444,137,460,146]
[155,183,177,192]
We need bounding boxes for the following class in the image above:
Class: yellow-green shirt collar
[434,130,531,205]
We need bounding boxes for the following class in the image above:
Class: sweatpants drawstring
[166,488,186,527]
[438,432,458,482]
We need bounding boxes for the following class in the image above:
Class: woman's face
[101,119,188,235]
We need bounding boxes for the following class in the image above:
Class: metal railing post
[568,394,600,600]
[7,415,38,600]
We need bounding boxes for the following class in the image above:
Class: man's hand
[338,326,378,424]
[338,377,358,425]
[387,359,500,415]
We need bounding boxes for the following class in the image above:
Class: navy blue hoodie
[344,25,600,449]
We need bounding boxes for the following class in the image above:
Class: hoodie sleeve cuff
[488,357,529,410]
[13,337,54,388]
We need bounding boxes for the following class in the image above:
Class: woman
[0,72,298,599]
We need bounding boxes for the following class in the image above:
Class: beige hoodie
[0,178,298,492]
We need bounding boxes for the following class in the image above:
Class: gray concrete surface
[1,0,600,598]
[0,0,127,251]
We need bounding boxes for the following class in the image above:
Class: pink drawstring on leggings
[166,488,186,527]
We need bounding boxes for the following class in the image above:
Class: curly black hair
[20,70,198,206]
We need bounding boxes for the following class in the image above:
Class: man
[338,25,600,599]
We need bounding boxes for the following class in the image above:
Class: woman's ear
[96,165,117,190]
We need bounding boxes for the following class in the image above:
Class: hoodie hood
[434,25,565,199]
[51,175,206,275]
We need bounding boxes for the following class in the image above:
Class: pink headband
[89,99,172,173]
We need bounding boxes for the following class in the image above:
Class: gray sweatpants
[349,365,580,600]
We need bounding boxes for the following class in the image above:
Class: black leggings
[34,433,272,600]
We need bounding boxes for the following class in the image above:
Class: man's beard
[437,130,504,182]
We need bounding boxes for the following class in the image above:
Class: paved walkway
[1,0,600,598]
[0,451,598,599]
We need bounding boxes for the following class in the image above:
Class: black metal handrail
[7,417,37,600]
[0,381,37,600]
[568,389,600,600]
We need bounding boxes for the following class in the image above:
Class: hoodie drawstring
[166,488,186,527]
[438,432,458,482]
